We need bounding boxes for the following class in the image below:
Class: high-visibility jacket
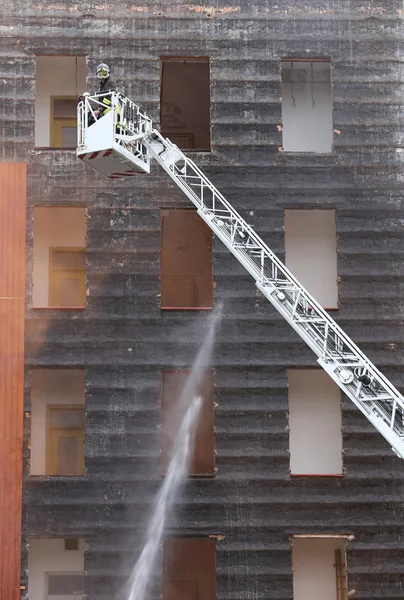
[98,77,117,114]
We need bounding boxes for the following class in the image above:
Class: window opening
[30,369,85,476]
[288,370,343,476]
[33,207,86,308]
[161,370,214,476]
[163,538,216,600]
[47,573,84,597]
[64,539,79,551]
[46,405,85,476]
[160,209,213,309]
[285,209,338,308]
[28,538,84,600]
[281,59,333,152]
[49,248,86,307]
[50,97,78,148]
[160,58,211,151]
[35,56,86,148]
[292,537,348,600]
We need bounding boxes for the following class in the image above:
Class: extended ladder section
[77,93,404,460]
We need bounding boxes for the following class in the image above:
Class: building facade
[1,1,404,599]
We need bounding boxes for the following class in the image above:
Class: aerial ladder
[77,91,404,460]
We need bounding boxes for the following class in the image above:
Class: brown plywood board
[0,163,26,599]
[161,210,213,309]
[161,370,214,476]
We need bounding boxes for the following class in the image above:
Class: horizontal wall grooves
[10,2,404,600]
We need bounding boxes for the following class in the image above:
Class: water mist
[126,306,222,600]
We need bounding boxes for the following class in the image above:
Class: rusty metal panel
[161,370,215,476]
[161,209,213,309]
[163,538,216,600]
[0,163,26,600]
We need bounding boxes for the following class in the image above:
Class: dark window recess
[160,58,211,151]
[47,573,83,595]
[163,538,216,600]
[64,538,79,551]
[161,209,213,309]
[53,98,77,118]
[161,370,214,476]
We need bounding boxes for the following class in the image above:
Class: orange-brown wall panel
[0,163,26,600]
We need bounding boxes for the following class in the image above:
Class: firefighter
[89,63,117,123]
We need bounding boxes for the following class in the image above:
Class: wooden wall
[0,163,26,600]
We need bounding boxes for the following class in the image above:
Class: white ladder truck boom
[77,92,404,460]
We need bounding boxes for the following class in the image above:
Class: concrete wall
[4,1,404,600]
[33,207,86,307]
[28,538,84,600]
[35,56,86,147]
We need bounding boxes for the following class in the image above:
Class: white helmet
[96,63,110,80]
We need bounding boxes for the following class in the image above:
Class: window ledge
[162,473,215,478]
[281,151,337,155]
[161,306,213,311]
[33,147,76,152]
[32,306,85,311]
[291,473,344,478]
[27,474,87,479]
[306,306,339,312]
[276,151,342,165]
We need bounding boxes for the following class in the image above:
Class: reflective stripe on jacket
[98,77,117,113]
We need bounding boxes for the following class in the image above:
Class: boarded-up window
[162,370,214,476]
[281,59,333,152]
[161,209,213,309]
[292,537,348,600]
[285,210,338,308]
[288,370,343,476]
[46,405,85,476]
[163,539,216,600]
[49,248,86,307]
[161,58,211,151]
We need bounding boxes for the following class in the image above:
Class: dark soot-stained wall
[2,0,404,598]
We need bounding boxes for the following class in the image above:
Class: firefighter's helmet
[96,63,110,80]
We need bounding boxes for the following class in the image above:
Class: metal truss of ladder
[78,94,404,460]
[143,131,404,460]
